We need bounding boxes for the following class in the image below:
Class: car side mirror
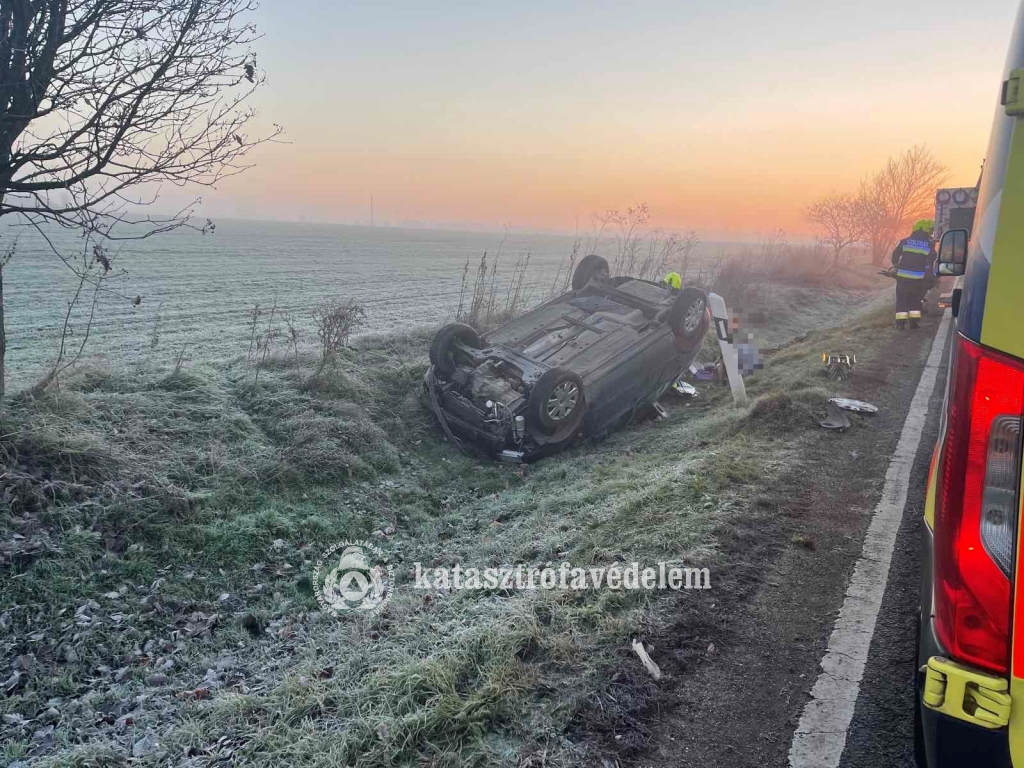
[938,228,969,276]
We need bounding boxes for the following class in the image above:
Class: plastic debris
[671,379,698,397]
[819,401,852,431]
[691,362,720,381]
[631,638,663,681]
[829,397,879,414]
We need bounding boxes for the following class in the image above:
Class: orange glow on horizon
[193,1,1016,239]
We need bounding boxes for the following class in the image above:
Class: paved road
[836,328,953,768]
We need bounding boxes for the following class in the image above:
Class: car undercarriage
[422,255,711,460]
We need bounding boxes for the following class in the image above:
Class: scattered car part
[823,352,857,380]
[829,397,879,414]
[631,638,663,681]
[692,362,720,381]
[671,379,698,397]
[819,401,852,431]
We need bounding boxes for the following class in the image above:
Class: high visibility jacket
[891,230,936,280]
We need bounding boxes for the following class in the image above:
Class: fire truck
[933,184,980,308]
[934,185,980,239]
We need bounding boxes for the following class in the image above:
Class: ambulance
[916,2,1024,764]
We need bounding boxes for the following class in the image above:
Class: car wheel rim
[546,381,580,421]
[683,300,705,333]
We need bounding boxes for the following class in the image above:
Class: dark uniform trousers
[891,234,935,328]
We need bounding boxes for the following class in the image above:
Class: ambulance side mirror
[938,229,969,276]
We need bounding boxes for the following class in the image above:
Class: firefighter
[890,219,936,330]
[663,272,682,291]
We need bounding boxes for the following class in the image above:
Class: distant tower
[370,194,374,226]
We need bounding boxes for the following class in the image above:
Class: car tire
[668,287,710,349]
[429,323,482,378]
[529,368,586,435]
[571,254,610,292]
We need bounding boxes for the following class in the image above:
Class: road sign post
[707,292,748,407]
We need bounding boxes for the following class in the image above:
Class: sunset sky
[204,0,1020,238]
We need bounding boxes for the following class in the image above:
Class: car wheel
[668,287,710,349]
[571,254,610,292]
[529,368,586,435]
[429,323,482,378]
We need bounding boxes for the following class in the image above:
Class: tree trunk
[871,240,886,266]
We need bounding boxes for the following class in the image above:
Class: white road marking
[788,312,953,768]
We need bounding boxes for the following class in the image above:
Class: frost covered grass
[0,294,896,767]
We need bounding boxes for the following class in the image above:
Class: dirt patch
[630,308,942,767]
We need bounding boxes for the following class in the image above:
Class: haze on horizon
[196,0,1017,238]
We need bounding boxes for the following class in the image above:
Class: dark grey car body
[422,267,710,461]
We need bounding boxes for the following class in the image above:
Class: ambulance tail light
[934,334,1024,675]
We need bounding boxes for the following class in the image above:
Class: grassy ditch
[1,299,894,768]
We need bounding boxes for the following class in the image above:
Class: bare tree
[805,193,864,263]
[0,0,280,407]
[857,145,948,265]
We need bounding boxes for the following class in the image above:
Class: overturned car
[421,255,711,461]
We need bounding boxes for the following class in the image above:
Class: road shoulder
[635,310,947,768]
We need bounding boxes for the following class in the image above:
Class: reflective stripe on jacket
[892,229,935,277]
[897,268,928,280]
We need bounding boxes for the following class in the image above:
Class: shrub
[310,297,367,384]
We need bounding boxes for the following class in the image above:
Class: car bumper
[918,523,1013,767]
[917,627,1012,766]
[419,378,510,453]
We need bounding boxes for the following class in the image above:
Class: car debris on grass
[829,397,879,414]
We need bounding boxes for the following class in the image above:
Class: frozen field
[4,219,737,389]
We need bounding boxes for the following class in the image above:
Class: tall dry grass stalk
[455,252,541,332]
